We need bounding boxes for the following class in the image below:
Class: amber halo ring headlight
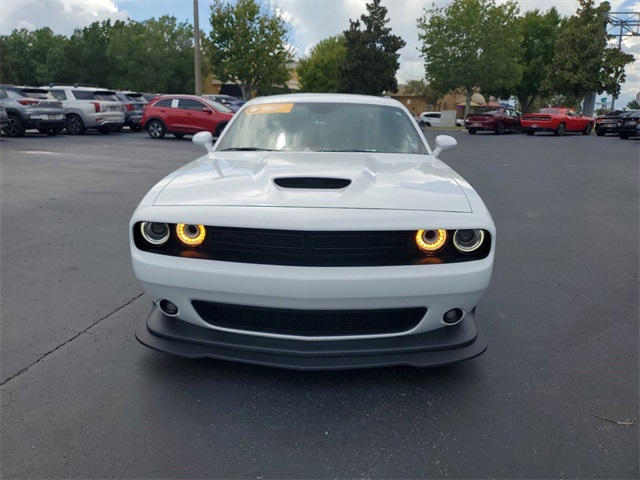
[140,222,170,245]
[176,224,206,247]
[416,229,448,253]
[453,229,485,253]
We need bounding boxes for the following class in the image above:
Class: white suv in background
[416,111,465,128]
[43,84,125,134]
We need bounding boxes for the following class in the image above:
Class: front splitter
[136,305,487,370]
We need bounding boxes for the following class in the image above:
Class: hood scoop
[274,177,351,190]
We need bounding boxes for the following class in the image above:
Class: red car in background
[465,107,521,135]
[141,94,234,139]
[521,108,594,136]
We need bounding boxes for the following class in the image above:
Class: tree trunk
[464,89,473,119]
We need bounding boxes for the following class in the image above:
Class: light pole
[193,0,203,95]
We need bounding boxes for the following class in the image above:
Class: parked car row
[595,110,640,139]
[0,83,244,139]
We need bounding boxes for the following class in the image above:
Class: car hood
[152,152,472,213]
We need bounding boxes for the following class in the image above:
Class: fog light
[159,299,179,317]
[176,223,206,246]
[443,308,464,325]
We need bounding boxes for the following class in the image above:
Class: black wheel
[147,119,166,139]
[468,128,477,135]
[596,130,605,137]
[65,114,85,135]
[554,122,566,136]
[5,114,25,137]
[582,123,593,135]
[130,124,141,132]
[173,133,185,138]
[619,134,630,140]
[418,121,425,129]
[526,129,535,135]
[495,122,505,135]
[99,127,111,134]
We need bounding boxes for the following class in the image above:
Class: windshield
[215,102,428,154]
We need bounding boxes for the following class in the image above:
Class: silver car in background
[0,85,65,137]
[43,84,125,134]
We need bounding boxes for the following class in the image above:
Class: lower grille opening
[192,301,427,337]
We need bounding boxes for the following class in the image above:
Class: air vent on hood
[274,177,351,189]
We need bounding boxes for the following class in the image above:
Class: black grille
[134,224,492,266]
[192,301,427,337]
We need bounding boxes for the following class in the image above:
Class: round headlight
[415,229,448,253]
[140,222,170,245]
[453,229,485,253]
[176,224,206,247]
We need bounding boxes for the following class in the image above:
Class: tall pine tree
[339,0,405,95]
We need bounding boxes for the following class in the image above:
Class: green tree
[206,0,293,100]
[627,99,640,110]
[107,16,194,93]
[545,0,634,103]
[513,8,562,113]
[417,0,522,117]
[0,28,68,86]
[64,20,118,86]
[339,0,405,95]
[404,79,441,107]
[297,36,346,93]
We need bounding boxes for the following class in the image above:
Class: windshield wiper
[220,147,274,151]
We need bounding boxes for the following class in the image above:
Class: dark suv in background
[0,84,65,136]
[115,91,147,131]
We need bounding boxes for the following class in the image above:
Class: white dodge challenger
[130,93,495,369]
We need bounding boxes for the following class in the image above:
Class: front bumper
[136,304,487,369]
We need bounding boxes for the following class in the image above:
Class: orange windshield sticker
[245,104,294,115]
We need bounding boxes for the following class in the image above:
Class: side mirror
[432,135,457,158]
[192,131,214,152]
[202,107,213,114]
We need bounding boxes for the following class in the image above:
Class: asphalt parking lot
[1,129,638,478]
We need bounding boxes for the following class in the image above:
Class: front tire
[65,114,85,135]
[147,119,166,139]
[554,122,566,136]
[596,130,605,137]
[526,129,535,135]
[619,134,630,140]
[582,123,593,135]
[495,122,505,135]
[5,114,25,137]
[468,128,477,135]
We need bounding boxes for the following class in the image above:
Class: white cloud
[0,0,130,36]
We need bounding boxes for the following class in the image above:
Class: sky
[1,0,638,107]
